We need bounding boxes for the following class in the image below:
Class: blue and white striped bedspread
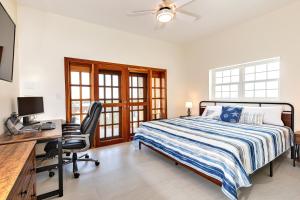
[133,116,293,200]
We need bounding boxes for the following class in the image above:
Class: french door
[65,58,167,147]
[128,72,148,136]
[95,64,129,146]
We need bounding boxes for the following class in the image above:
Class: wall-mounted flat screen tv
[0,2,16,82]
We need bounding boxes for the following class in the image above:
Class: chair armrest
[63,134,89,140]
[62,130,81,136]
[62,123,80,127]
[63,126,80,131]
[62,123,80,130]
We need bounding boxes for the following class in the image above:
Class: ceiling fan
[127,0,200,24]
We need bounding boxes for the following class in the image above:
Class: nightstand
[294,131,300,166]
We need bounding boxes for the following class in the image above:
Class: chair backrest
[80,102,102,146]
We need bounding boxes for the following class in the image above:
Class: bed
[133,101,295,200]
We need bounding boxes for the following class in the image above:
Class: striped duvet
[133,116,293,200]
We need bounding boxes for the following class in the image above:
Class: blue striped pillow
[220,106,243,123]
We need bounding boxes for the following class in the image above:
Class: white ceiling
[18,0,297,44]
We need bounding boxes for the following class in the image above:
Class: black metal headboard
[199,101,295,131]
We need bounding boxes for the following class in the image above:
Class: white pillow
[241,106,284,126]
[239,112,264,125]
[202,106,222,119]
[261,106,284,126]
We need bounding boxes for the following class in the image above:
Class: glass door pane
[99,73,121,104]
[152,72,166,120]
[70,68,91,123]
[98,71,122,140]
[99,106,121,139]
[129,73,148,135]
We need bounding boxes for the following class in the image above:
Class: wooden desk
[0,120,62,145]
[0,120,63,200]
[0,141,36,200]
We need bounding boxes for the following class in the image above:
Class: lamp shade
[156,8,174,23]
[185,102,193,109]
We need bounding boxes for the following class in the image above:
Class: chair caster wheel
[49,171,55,177]
[74,172,80,178]
[95,161,100,166]
[85,154,89,158]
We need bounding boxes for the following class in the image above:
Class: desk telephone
[5,112,26,135]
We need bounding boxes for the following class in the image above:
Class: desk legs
[293,145,300,167]
[58,137,64,197]
[293,145,296,167]
[37,137,63,199]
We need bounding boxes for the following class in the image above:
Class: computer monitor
[17,97,44,125]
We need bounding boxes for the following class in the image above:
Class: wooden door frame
[64,60,95,123]
[150,69,168,120]
[64,57,167,147]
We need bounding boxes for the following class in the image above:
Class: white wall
[18,2,300,129]
[18,6,188,121]
[0,0,18,134]
[184,1,300,129]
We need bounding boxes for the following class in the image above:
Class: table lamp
[185,102,193,116]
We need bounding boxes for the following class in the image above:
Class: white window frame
[209,57,280,101]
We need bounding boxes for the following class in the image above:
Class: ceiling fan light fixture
[156,7,174,23]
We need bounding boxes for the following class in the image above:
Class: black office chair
[45,101,102,178]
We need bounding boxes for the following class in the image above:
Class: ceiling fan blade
[154,22,166,31]
[176,11,200,22]
[172,0,194,9]
[177,10,200,20]
[127,9,156,16]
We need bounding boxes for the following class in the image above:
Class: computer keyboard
[41,122,56,130]
[21,122,56,132]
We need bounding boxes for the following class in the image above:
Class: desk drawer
[25,174,36,200]
[7,147,36,200]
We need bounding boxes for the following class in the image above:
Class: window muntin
[129,73,148,135]
[98,71,121,140]
[129,74,147,103]
[99,106,121,139]
[70,69,91,123]
[99,72,120,103]
[151,72,166,120]
[211,58,280,100]
[130,105,146,134]
[244,61,280,98]
[214,68,240,99]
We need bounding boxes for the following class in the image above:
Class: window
[152,71,167,120]
[210,57,280,100]
[69,65,92,123]
[244,61,280,98]
[214,68,240,99]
